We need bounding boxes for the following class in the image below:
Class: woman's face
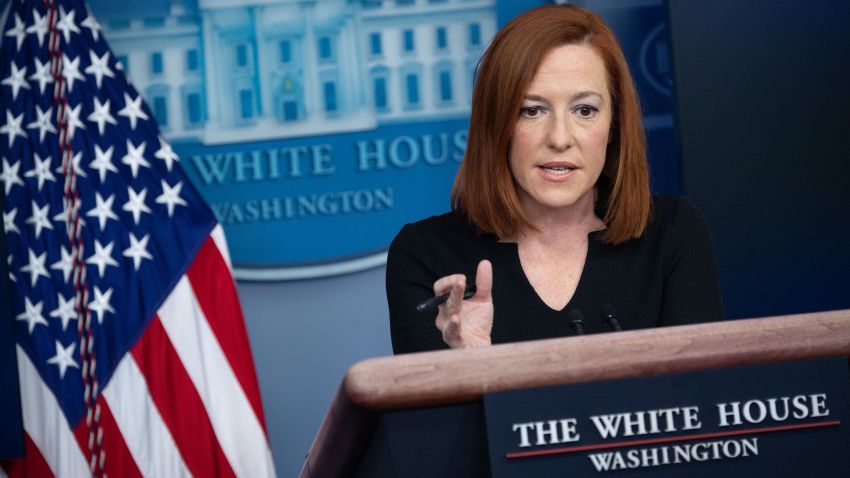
[508,43,612,218]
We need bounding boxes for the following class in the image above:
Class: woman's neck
[515,190,605,245]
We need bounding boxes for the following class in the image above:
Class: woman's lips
[537,162,578,180]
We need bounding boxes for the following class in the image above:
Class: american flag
[0,0,276,476]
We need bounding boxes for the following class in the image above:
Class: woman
[386,5,723,354]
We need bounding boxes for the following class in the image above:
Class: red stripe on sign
[132,316,237,478]
[506,419,842,459]
[1,432,55,478]
[186,237,267,429]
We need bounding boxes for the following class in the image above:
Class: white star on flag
[26,105,57,143]
[1,157,24,194]
[123,232,153,271]
[46,340,79,379]
[26,8,49,47]
[86,192,119,230]
[84,50,114,89]
[4,13,26,50]
[123,187,152,224]
[155,136,180,171]
[118,92,149,130]
[25,200,54,239]
[122,139,150,178]
[29,57,53,94]
[88,285,115,324]
[80,11,101,42]
[16,297,48,334]
[51,245,75,283]
[3,208,20,235]
[1,110,27,146]
[156,180,188,217]
[56,6,81,44]
[64,102,86,141]
[20,249,50,287]
[24,153,56,191]
[2,62,30,100]
[88,97,117,135]
[50,293,78,331]
[89,144,118,182]
[88,239,119,278]
[62,53,85,92]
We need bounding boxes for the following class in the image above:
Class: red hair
[452,4,651,244]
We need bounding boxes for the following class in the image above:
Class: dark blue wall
[667,0,850,318]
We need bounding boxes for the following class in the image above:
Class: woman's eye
[521,106,542,118]
[576,105,598,118]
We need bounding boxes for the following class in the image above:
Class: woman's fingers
[432,262,494,348]
[474,260,493,300]
[434,274,465,316]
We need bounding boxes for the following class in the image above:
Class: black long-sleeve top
[386,196,724,354]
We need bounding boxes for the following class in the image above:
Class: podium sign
[484,358,850,477]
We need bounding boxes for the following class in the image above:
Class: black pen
[416,284,477,313]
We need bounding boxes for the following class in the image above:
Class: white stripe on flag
[0,463,7,478]
[210,225,233,270]
[158,276,276,478]
[102,354,191,478]
[16,346,90,478]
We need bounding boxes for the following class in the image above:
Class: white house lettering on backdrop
[189,129,468,185]
[507,393,832,472]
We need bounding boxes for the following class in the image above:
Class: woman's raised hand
[433,260,494,348]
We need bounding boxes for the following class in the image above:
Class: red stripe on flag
[131,316,237,478]
[1,433,54,478]
[71,397,143,478]
[186,237,267,428]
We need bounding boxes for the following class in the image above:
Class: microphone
[602,303,623,331]
[567,309,586,335]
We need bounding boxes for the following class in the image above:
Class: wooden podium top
[303,309,850,477]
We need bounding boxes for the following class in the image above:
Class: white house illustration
[93,0,496,145]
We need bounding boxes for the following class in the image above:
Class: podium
[300,309,850,477]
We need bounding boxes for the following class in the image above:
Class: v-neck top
[386,196,724,354]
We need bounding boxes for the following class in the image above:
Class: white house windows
[399,62,423,110]
[435,26,448,52]
[318,35,335,63]
[235,43,252,69]
[468,22,481,47]
[402,29,415,54]
[239,88,254,120]
[433,60,453,105]
[275,73,304,123]
[150,51,164,76]
[272,35,305,124]
[186,49,199,73]
[181,83,205,128]
[319,69,340,115]
[280,40,292,63]
[369,32,382,57]
[99,0,496,141]
[370,66,390,112]
[146,84,170,128]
